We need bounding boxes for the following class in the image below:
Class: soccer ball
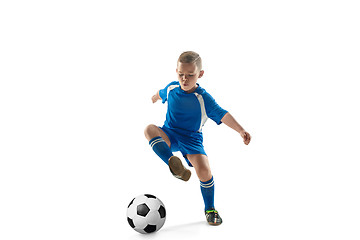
[126,194,166,234]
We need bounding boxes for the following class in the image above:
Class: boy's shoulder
[196,84,216,99]
[195,84,206,95]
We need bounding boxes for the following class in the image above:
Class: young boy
[144,51,251,225]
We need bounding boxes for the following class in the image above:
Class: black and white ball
[127,194,166,234]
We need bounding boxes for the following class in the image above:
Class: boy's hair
[178,51,202,71]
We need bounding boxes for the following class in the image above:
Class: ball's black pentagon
[158,205,166,218]
[143,224,157,233]
[137,203,150,217]
[127,198,135,208]
[127,217,135,228]
[144,194,156,199]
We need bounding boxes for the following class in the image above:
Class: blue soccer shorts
[160,126,207,167]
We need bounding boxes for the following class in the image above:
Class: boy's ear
[198,70,204,78]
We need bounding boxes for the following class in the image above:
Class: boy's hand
[152,91,161,103]
[221,113,251,145]
[152,94,159,103]
[240,130,251,145]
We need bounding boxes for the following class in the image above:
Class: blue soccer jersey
[159,81,228,133]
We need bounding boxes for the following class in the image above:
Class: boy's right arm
[152,90,161,103]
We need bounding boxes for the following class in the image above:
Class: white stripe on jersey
[194,93,208,132]
[166,85,179,100]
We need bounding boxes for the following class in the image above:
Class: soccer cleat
[205,208,223,226]
[168,156,191,181]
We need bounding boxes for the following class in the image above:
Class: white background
[1,0,359,239]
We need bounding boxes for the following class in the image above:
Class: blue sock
[149,136,173,165]
[200,176,215,211]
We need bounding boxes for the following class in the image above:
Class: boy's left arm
[221,112,251,145]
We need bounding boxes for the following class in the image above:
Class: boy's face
[176,62,204,93]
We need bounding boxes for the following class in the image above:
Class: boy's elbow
[221,112,230,122]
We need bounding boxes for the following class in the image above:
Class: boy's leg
[144,124,172,165]
[186,154,213,207]
[185,154,212,182]
[186,154,222,225]
[144,124,191,181]
[144,124,171,146]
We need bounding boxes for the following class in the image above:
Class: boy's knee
[197,168,212,182]
[144,124,159,140]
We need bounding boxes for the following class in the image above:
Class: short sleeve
[202,92,228,125]
[159,81,179,104]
